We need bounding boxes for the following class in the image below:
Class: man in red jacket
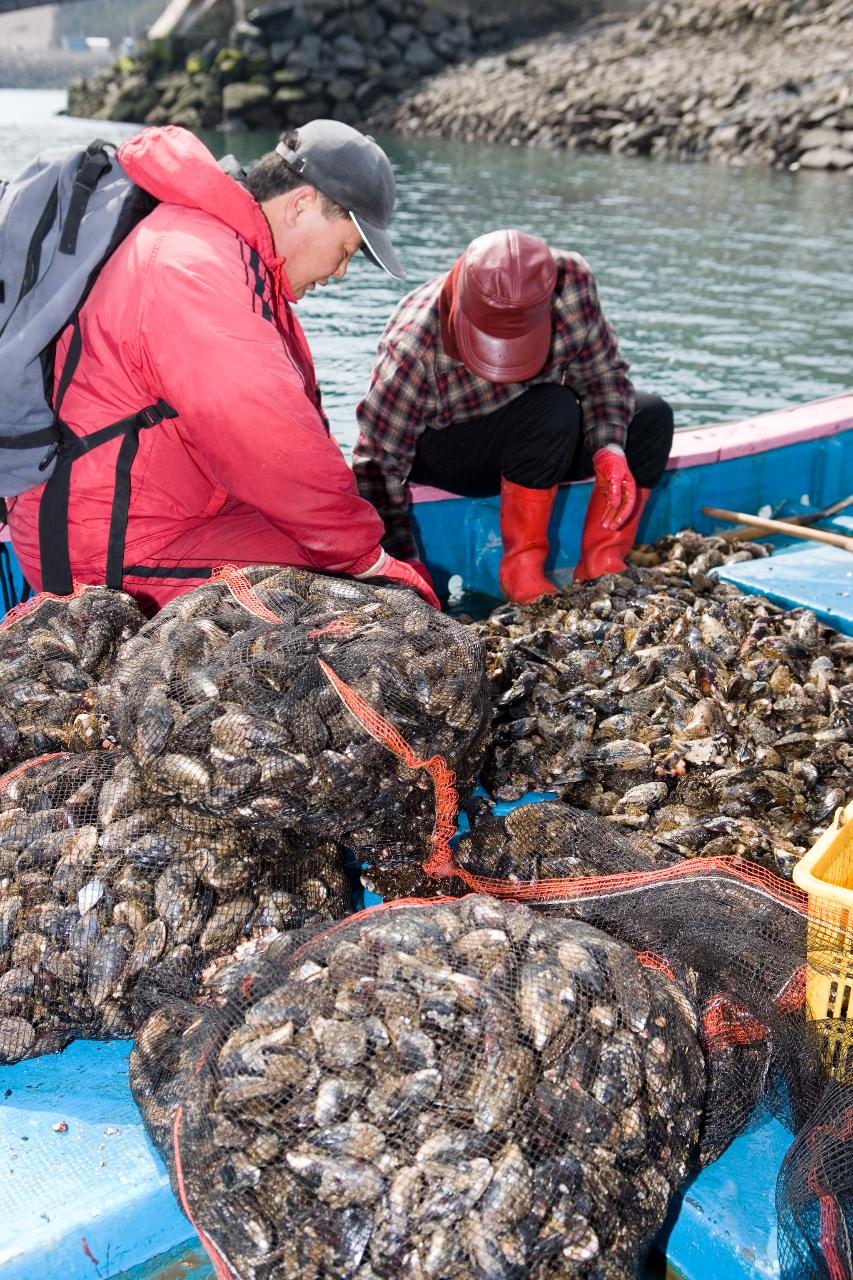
[353,229,673,604]
[8,121,438,612]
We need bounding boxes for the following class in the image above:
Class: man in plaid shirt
[353,229,673,603]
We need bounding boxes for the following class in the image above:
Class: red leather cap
[453,229,556,382]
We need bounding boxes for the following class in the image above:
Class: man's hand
[381,555,441,608]
[354,548,440,608]
[592,445,636,530]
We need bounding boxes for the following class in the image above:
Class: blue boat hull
[412,421,853,602]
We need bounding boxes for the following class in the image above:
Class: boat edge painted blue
[715,542,853,635]
[659,1112,789,1280]
[411,426,853,600]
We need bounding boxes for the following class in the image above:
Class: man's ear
[290,185,319,224]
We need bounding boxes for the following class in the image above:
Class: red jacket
[8,126,383,612]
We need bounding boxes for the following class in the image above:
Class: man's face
[274,190,363,299]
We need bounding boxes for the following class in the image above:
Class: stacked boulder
[369,0,853,173]
[67,1,510,133]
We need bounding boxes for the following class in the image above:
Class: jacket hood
[118,126,280,274]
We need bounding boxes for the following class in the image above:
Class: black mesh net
[438,798,813,1167]
[131,897,706,1279]
[0,750,350,1064]
[0,584,144,766]
[547,860,812,1168]
[104,566,490,869]
[455,797,679,881]
[777,1077,853,1280]
[472,562,853,878]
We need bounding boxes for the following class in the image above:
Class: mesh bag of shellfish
[473,559,853,878]
[0,583,145,767]
[0,749,351,1064]
[359,795,679,905]
[449,809,816,1168]
[455,798,680,882]
[104,566,490,870]
[133,895,707,1280]
[445,800,821,1164]
[777,1076,853,1280]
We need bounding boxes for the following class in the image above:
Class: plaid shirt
[353,250,635,560]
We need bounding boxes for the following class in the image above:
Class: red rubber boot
[499,479,559,604]
[574,486,651,582]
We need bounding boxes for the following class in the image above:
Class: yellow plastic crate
[793,799,853,1079]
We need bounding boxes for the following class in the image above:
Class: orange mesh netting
[104,565,489,867]
[0,580,89,631]
[318,658,459,876]
[212,565,283,625]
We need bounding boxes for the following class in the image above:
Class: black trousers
[409,384,674,495]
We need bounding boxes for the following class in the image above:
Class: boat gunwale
[409,390,853,504]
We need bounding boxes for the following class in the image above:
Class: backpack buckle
[38,441,61,472]
[139,400,178,428]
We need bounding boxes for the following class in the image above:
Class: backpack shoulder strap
[60,141,113,256]
[39,363,178,597]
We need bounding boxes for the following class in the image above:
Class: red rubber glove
[592,445,637,530]
[354,549,440,609]
[406,558,436,594]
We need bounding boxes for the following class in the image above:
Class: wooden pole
[703,506,853,554]
[716,495,853,543]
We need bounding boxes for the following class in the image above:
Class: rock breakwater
[67,0,510,133]
[65,0,852,174]
[369,0,853,172]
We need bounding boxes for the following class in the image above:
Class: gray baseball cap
[276,120,405,280]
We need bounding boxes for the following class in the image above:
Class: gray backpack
[0,140,177,591]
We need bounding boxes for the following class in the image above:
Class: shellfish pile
[105,566,490,866]
[132,897,705,1279]
[473,537,853,877]
[0,585,144,765]
[626,528,772,580]
[454,797,679,884]
[0,751,349,1064]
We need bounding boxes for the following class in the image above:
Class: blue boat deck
[716,531,853,634]
[0,1042,192,1279]
[410,411,853,600]
[0,1037,790,1280]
